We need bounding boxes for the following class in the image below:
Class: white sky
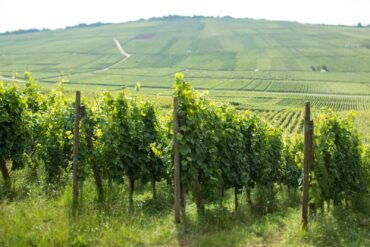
[1,0,369,32]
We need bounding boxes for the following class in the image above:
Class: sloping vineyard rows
[306,95,370,111]
[253,93,369,136]
[299,95,369,111]
[0,73,368,215]
[172,73,368,214]
[255,109,304,136]
[173,73,298,212]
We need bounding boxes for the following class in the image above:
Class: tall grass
[0,171,369,246]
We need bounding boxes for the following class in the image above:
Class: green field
[1,16,369,138]
[1,17,370,94]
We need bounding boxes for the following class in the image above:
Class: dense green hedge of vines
[0,81,29,170]
[312,110,368,208]
[0,73,368,211]
[174,73,298,210]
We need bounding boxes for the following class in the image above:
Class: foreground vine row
[0,73,368,220]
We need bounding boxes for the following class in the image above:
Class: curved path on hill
[0,37,131,82]
[113,38,131,58]
[93,37,131,73]
[0,38,369,98]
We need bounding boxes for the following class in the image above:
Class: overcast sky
[1,0,369,32]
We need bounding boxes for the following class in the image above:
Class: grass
[1,171,369,246]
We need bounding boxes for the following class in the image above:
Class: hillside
[0,16,370,95]
[1,16,370,138]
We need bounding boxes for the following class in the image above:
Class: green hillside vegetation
[1,16,370,94]
[1,16,369,139]
[0,16,370,135]
[0,73,369,246]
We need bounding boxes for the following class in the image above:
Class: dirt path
[113,38,131,58]
[94,38,131,72]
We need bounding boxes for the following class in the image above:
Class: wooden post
[302,102,314,229]
[246,187,252,206]
[151,177,157,200]
[0,158,10,188]
[234,187,239,212]
[180,181,186,216]
[220,184,225,206]
[173,97,181,224]
[80,106,104,203]
[193,173,202,212]
[309,121,316,215]
[129,176,135,209]
[73,91,81,210]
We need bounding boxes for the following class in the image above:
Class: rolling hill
[1,16,370,137]
[1,16,370,95]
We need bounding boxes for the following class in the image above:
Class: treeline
[0,73,368,215]
[65,22,111,30]
[0,28,51,36]
[0,22,111,36]
[147,15,240,21]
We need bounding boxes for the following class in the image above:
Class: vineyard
[132,88,370,139]
[0,73,369,246]
[2,17,370,96]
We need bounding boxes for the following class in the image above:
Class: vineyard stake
[193,173,202,212]
[234,187,239,212]
[72,91,81,210]
[173,97,181,224]
[0,158,10,189]
[302,102,314,229]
